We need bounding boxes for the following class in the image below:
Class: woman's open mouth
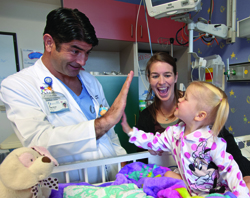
[157,87,169,97]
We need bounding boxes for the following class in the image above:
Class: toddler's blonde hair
[190,81,229,136]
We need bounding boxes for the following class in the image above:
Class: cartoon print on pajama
[188,141,225,193]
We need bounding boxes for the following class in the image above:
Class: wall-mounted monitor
[145,0,202,19]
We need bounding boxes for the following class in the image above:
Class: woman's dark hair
[43,8,98,50]
[145,52,182,121]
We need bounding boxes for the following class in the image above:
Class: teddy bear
[0,146,59,198]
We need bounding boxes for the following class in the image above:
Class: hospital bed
[51,151,176,184]
[49,135,250,197]
[50,151,178,197]
[235,135,250,160]
[51,135,250,183]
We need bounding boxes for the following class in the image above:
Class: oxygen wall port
[227,62,250,81]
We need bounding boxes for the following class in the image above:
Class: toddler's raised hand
[121,112,132,134]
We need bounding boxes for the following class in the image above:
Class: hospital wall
[0,0,61,152]
[193,0,250,137]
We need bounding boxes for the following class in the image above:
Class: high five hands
[121,112,132,134]
[95,71,134,139]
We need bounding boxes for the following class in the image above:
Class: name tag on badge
[42,92,69,113]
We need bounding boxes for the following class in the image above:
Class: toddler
[122,81,249,198]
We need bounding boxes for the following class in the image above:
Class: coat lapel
[34,58,83,115]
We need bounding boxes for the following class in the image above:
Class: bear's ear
[18,152,36,168]
[0,148,39,190]
[32,146,58,166]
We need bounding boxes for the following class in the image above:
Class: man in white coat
[0,8,133,183]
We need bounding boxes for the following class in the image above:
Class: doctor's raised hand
[95,71,134,139]
[0,7,132,183]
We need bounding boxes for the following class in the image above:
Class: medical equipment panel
[145,0,202,19]
[226,62,250,82]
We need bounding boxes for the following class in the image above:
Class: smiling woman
[140,52,182,128]
[135,52,183,159]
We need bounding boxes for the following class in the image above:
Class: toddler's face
[174,85,199,123]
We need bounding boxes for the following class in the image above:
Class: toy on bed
[0,146,59,198]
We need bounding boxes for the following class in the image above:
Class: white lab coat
[0,58,126,183]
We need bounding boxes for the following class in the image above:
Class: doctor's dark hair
[43,8,98,51]
[145,52,182,121]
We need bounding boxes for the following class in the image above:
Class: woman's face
[148,61,178,102]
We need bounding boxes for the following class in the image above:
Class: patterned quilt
[50,162,237,198]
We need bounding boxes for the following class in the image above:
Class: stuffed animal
[0,146,59,198]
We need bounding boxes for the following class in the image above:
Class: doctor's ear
[43,34,54,52]
[194,111,207,122]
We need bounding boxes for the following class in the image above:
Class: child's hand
[121,112,132,134]
[148,149,164,156]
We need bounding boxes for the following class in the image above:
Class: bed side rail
[51,151,176,184]
[235,135,250,160]
[234,135,250,147]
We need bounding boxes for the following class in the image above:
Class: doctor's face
[49,39,92,77]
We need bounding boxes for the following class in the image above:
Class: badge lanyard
[41,77,69,113]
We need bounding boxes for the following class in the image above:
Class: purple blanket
[50,162,178,197]
[50,162,237,198]
[111,162,186,197]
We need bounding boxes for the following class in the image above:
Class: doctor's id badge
[42,92,69,113]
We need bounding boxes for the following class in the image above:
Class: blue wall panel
[193,0,250,136]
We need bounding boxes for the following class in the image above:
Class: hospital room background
[0,0,249,155]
